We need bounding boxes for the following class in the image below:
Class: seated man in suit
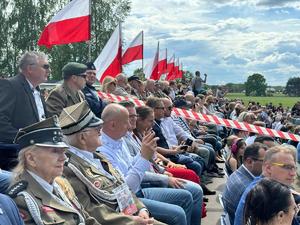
[0,51,50,169]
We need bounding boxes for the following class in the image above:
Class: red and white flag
[167,57,179,80]
[158,48,167,77]
[178,62,184,78]
[38,0,90,48]
[94,24,122,83]
[144,43,159,80]
[122,31,143,65]
[166,54,175,80]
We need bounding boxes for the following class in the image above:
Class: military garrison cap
[62,62,87,79]
[14,116,68,149]
[59,101,103,135]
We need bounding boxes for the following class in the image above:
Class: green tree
[183,70,193,81]
[244,73,267,96]
[285,77,300,96]
[133,68,145,80]
[1,0,131,80]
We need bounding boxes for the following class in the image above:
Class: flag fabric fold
[38,0,90,48]
[158,48,167,78]
[94,24,122,83]
[166,54,175,80]
[122,31,143,65]
[144,43,159,80]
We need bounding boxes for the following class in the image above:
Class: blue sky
[122,0,300,85]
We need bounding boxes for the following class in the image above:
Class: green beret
[62,62,87,79]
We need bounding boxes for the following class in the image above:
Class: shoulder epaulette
[7,180,28,198]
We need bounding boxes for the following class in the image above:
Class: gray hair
[18,51,48,72]
[12,145,38,183]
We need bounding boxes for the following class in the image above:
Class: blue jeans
[183,180,203,225]
[138,188,193,225]
[0,170,12,194]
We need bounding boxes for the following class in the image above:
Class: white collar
[27,170,53,194]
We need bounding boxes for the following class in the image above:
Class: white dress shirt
[98,132,151,193]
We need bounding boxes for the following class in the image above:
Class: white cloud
[121,0,300,85]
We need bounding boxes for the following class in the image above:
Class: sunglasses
[77,73,87,78]
[30,63,50,70]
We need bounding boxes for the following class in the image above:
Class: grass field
[226,93,299,108]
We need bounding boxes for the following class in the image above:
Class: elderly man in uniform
[60,101,164,225]
[46,62,87,117]
[8,116,100,225]
[0,51,50,169]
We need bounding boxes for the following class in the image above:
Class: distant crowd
[0,51,299,225]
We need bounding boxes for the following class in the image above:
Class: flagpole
[88,0,92,61]
[142,30,144,76]
[120,22,123,73]
[157,41,160,80]
[165,48,168,73]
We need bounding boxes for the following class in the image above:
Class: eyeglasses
[166,106,173,110]
[30,63,50,70]
[251,157,264,162]
[129,114,138,118]
[271,162,297,171]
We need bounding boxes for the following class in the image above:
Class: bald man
[98,104,200,225]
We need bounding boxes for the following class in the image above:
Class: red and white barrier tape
[98,91,300,142]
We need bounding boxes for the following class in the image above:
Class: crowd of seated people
[0,51,299,225]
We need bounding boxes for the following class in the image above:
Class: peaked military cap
[85,62,96,70]
[14,116,68,149]
[59,101,103,135]
[62,62,87,79]
[128,75,142,83]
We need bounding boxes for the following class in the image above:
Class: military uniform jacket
[46,82,85,117]
[9,171,100,225]
[63,150,145,225]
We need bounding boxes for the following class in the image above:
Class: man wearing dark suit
[0,51,50,169]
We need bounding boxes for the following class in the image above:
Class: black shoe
[201,183,216,195]
[203,197,209,202]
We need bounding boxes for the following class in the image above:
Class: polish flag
[94,24,122,83]
[158,48,167,77]
[144,43,159,80]
[166,54,175,80]
[167,54,175,73]
[177,62,184,79]
[122,31,143,65]
[167,58,179,80]
[38,0,90,48]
